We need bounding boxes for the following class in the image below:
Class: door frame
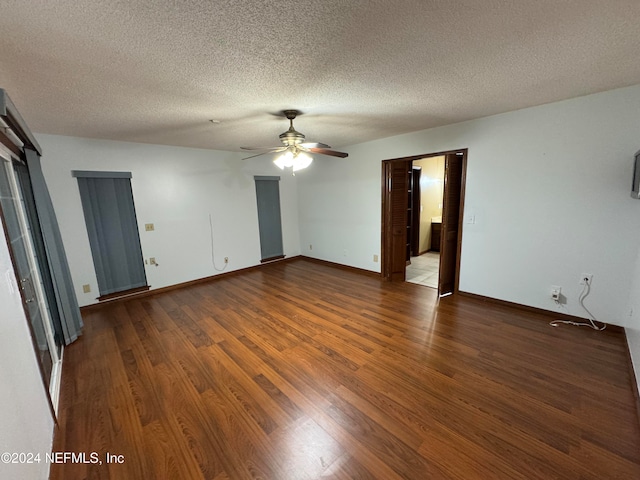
[381,149,467,294]
[410,166,422,257]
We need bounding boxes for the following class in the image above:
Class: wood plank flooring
[50,259,640,479]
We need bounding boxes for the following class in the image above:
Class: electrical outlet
[579,273,593,285]
[550,285,561,301]
[145,223,155,231]
[149,257,156,265]
[83,284,91,293]
[373,254,379,262]
[224,257,228,264]
[309,244,313,250]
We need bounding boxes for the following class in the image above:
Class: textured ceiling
[1,0,640,152]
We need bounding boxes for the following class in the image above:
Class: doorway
[381,149,467,296]
[406,157,445,288]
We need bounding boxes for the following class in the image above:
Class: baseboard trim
[80,256,301,313]
[456,290,623,333]
[298,255,382,278]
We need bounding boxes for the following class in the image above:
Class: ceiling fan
[241,110,348,172]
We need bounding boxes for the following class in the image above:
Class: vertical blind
[254,176,284,260]
[25,148,83,344]
[72,171,147,296]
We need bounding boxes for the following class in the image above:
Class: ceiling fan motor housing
[279,109,305,146]
[279,128,305,146]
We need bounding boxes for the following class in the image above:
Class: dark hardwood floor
[50,259,640,479]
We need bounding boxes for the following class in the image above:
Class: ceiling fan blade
[301,142,331,149]
[242,148,286,160]
[241,146,283,151]
[309,148,349,158]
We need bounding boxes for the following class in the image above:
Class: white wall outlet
[224,257,229,264]
[373,254,379,262]
[579,273,593,285]
[145,223,155,231]
[551,285,562,301]
[82,284,91,293]
[149,257,157,265]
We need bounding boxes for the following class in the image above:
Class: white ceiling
[1,0,640,153]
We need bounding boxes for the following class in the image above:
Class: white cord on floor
[209,213,227,272]
[549,281,606,331]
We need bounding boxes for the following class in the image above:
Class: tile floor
[406,251,440,288]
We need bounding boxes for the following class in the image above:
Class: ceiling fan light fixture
[274,150,293,169]
[292,151,312,172]
[274,148,313,172]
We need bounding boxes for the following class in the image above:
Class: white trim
[49,348,64,415]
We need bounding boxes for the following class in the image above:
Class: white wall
[298,84,640,328]
[0,216,54,480]
[36,135,301,307]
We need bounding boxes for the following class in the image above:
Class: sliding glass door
[13,160,66,349]
[0,148,62,403]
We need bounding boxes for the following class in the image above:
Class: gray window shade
[75,174,147,296]
[72,170,132,179]
[254,176,284,260]
[25,149,83,345]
